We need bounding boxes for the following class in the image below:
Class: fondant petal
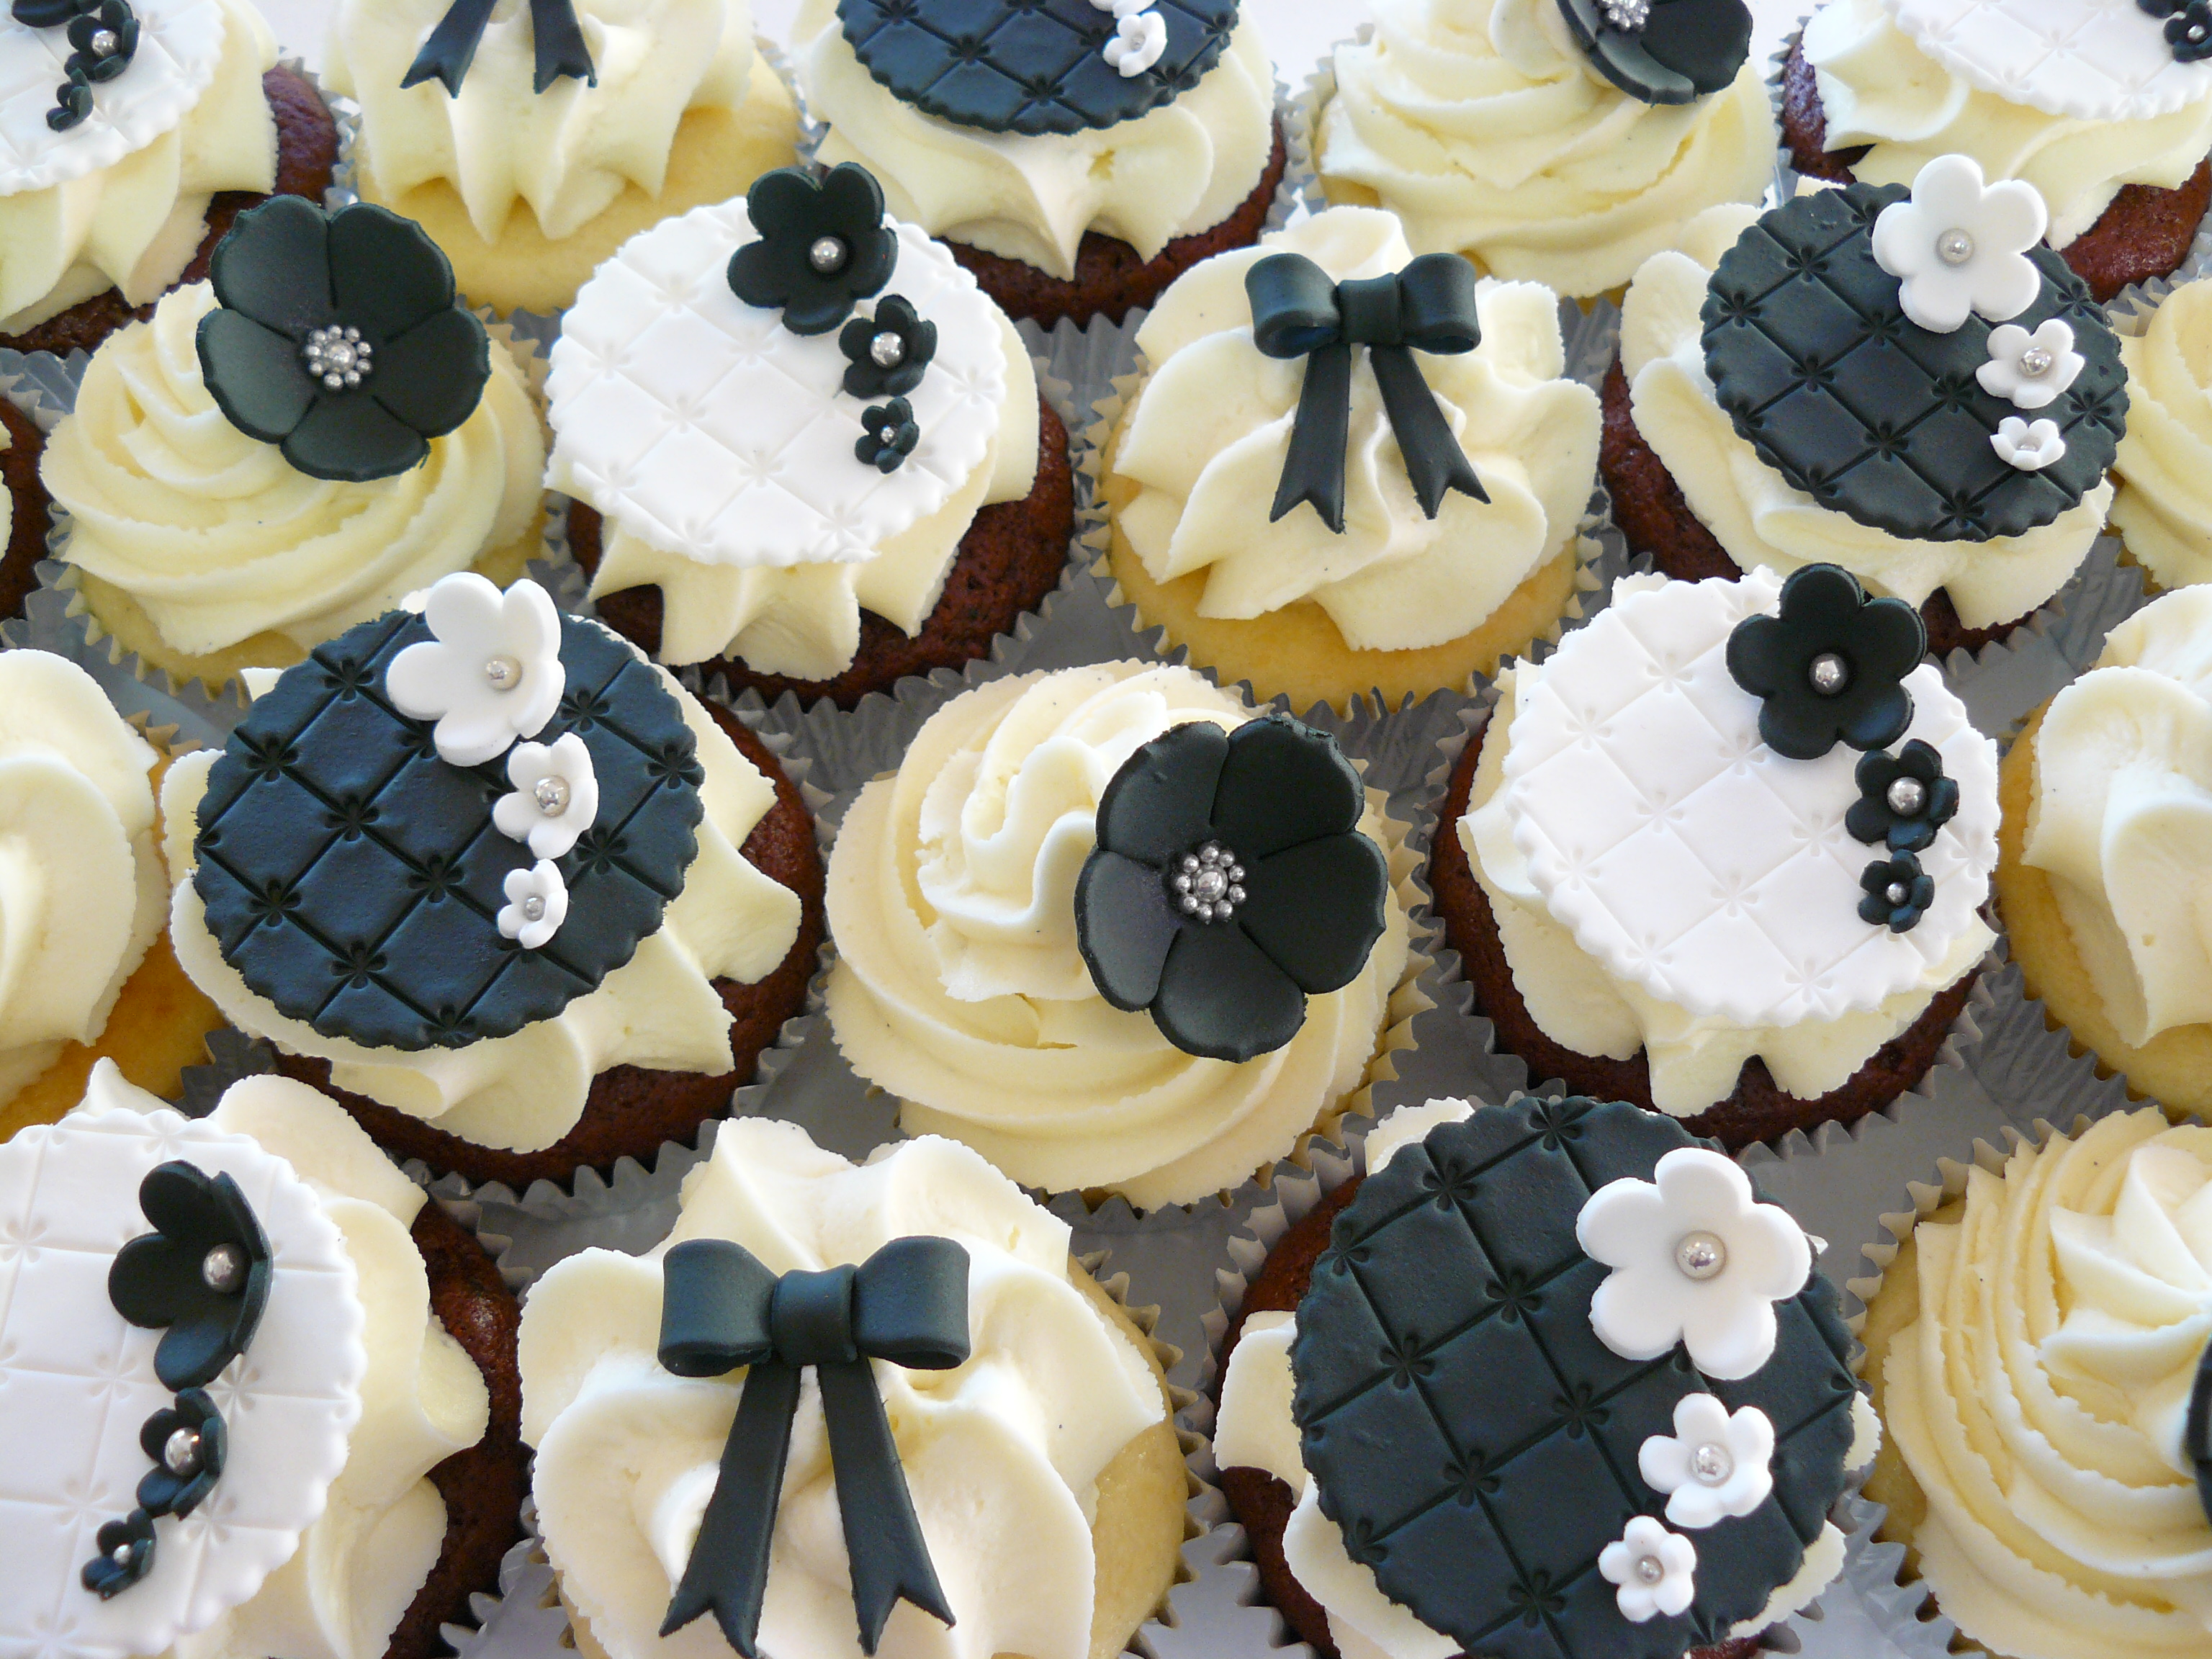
[197,310,317,444]
[208,195,333,334]
[1238,833,1389,994]
[281,394,429,484]
[373,307,493,437]
[1093,721,1226,864]
[328,204,457,339]
[1151,922,1305,1062]
[1212,718,1364,860]
[1073,850,1180,1011]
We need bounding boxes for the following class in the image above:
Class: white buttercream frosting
[0,0,276,332]
[1881,1108,2212,1658]
[518,1118,1167,1659]
[159,654,805,1154]
[1315,0,1775,300]
[825,661,1413,1209]
[1805,0,2212,249]
[43,282,547,662]
[793,0,1276,280]
[2112,281,2212,590]
[1110,207,1600,655]
[1622,202,2112,630]
[1459,570,1999,1116]
[2021,586,2212,1051]
[0,652,166,1112]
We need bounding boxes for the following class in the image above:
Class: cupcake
[827,660,1418,1210]
[519,1116,1187,1659]
[1994,585,2212,1117]
[1312,0,1776,302]
[1605,159,2129,656]
[0,0,338,359]
[2110,279,2212,591]
[157,570,826,1187]
[1102,207,1603,714]
[552,163,1072,710]
[1786,0,2212,303]
[40,197,548,688]
[1,390,51,622]
[1858,1107,2212,1657]
[1214,1094,1879,1659]
[0,649,221,1143]
[791,0,1282,328]
[325,0,800,318]
[1430,564,2000,1149]
[0,1061,524,1659]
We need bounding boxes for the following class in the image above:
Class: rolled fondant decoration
[402,0,596,96]
[1724,563,1921,763]
[1554,0,1753,106]
[728,163,898,337]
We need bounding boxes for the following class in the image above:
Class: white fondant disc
[1886,0,2212,122]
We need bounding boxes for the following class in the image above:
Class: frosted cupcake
[552,163,1071,709]
[0,1062,523,1659]
[1606,160,2129,655]
[793,0,1281,327]
[827,660,1418,1210]
[1859,1108,2212,1658]
[1995,585,2212,1116]
[1313,0,1776,302]
[0,0,337,356]
[1431,565,2000,1148]
[41,197,547,688]
[325,0,799,317]
[2110,279,2212,590]
[1102,207,1601,713]
[159,571,824,1187]
[1788,0,2212,302]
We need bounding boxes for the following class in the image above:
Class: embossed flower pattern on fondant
[1576,1148,1813,1379]
[727,164,898,337]
[386,574,565,768]
[838,294,936,399]
[1599,1514,1698,1622]
[135,1390,227,1520]
[1859,851,1935,933]
[500,860,571,950]
[1978,320,2085,411]
[494,734,600,860]
[1848,739,1959,854]
[855,397,921,473]
[1993,415,2068,472]
[109,1162,272,1392]
[1638,1393,1776,1529]
[1725,564,1923,762]
[1871,155,2046,335]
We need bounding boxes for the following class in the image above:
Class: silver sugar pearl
[201,1244,244,1294]
[1938,228,1976,266]
[1675,1231,1727,1281]
[1181,854,1201,873]
[484,655,521,691]
[163,1427,202,1477]
[1690,1442,1733,1486]
[89,27,118,54]
[534,775,571,815]
[809,235,848,274]
[1807,651,1850,696]
[1601,0,1650,27]
[880,425,900,445]
[1887,776,1928,817]
[522,895,547,923]
[1192,867,1228,905]
[869,331,905,369]
[1887,881,1910,906]
[2018,346,2054,378]
[112,1542,135,1564]
[1635,1555,1665,1585]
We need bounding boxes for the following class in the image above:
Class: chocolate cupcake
[1213,1094,1879,1659]
[0,1062,525,1659]
[1784,1,2212,304]
[1429,565,1999,1149]
[549,163,1072,711]
[0,391,50,625]
[0,0,337,359]
[1606,158,2128,655]
[789,0,1284,328]
[158,571,825,1187]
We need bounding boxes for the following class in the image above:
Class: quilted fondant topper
[1287,1097,1855,1653]
[1554,0,1753,104]
[1886,0,2212,122]
[401,0,595,96]
[12,0,138,130]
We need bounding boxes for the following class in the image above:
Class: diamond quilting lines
[1889,0,2212,122]
[0,0,226,195]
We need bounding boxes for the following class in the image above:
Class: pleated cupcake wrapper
[0,356,68,431]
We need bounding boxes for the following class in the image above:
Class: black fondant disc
[1290,1097,1861,1658]
[192,611,707,1052]
[837,0,1238,137]
[1700,183,2126,543]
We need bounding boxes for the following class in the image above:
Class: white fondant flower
[1871,154,2047,334]
[1637,1393,1776,1529]
[385,574,564,768]
[1976,320,2084,410]
[1575,1148,1812,1380]
[1599,1516,1696,1623]
[1103,8,1166,75]
[1992,415,2067,472]
[499,861,569,950]
[493,734,600,860]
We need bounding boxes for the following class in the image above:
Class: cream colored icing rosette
[325,0,799,318]
[518,1115,1190,1659]
[1304,0,1776,302]
[0,0,279,337]
[1098,205,1602,716]
[2110,279,2212,591]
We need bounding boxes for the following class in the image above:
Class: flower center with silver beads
[1173,842,1246,923]
[302,325,372,391]
[1674,1231,1727,1281]
[809,236,849,274]
[1807,651,1850,696]
[1601,0,1650,27]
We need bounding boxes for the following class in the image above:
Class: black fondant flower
[1846,739,1958,853]
[12,0,90,26]
[1074,716,1391,1063]
[2143,0,2212,62]
[840,294,936,398]
[1725,564,1923,762]
[66,0,137,81]
[136,1390,227,1519]
[728,163,897,336]
[196,196,492,485]
[1859,852,1933,933]
[856,397,919,472]
[109,1161,272,1390]
[1554,0,1752,105]
[81,1510,156,1599]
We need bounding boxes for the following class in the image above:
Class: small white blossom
[385,574,564,768]
[1103,8,1166,74]
[1871,154,2046,334]
[1976,320,2084,410]
[493,734,600,860]
[1599,1516,1696,1623]
[498,861,570,950]
[1992,415,2067,472]
[1638,1394,1776,1529]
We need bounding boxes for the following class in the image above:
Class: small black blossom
[66,0,136,81]
[728,163,897,336]
[840,295,938,397]
[108,1161,272,1390]
[1860,851,1934,933]
[1727,563,1923,760]
[856,397,920,473]
[1847,739,1958,853]
[2144,0,2212,61]
[81,1509,156,1599]
[136,1390,227,1519]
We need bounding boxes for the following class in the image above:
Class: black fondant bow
[402,0,595,96]
[1246,251,1489,534]
[657,1236,971,1657]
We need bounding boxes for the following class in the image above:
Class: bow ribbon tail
[401,0,498,96]
[660,1359,804,1659]
[529,0,597,91]
[818,1359,956,1653]
[1368,343,1487,518]
[1271,338,1354,534]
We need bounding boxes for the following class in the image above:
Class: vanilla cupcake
[1995,585,2212,1116]
[326,0,799,317]
[41,198,547,688]
[1102,207,1601,713]
[1313,0,1776,302]
[827,660,1418,1210]
[2110,279,2212,590]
